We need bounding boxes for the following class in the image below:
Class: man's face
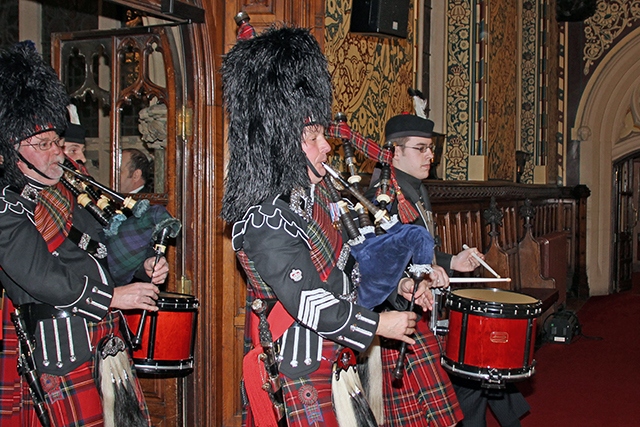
[120,150,136,193]
[64,142,86,164]
[392,136,435,180]
[301,124,331,184]
[16,130,66,186]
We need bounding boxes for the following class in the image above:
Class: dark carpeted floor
[485,271,640,426]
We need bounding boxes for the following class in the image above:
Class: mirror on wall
[57,32,168,195]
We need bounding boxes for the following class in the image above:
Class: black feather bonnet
[220,25,333,223]
[0,41,69,188]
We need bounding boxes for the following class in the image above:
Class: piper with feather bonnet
[0,41,169,427]
[221,23,450,426]
[221,25,440,427]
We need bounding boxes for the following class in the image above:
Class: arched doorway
[576,27,640,296]
[612,149,640,292]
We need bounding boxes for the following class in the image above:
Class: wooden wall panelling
[434,209,484,257]
[436,213,452,254]
[224,0,283,51]
[424,181,589,295]
[453,211,464,254]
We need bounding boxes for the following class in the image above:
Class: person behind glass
[0,41,168,427]
[62,122,87,162]
[121,148,153,193]
[220,26,445,427]
[367,114,530,427]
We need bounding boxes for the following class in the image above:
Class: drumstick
[463,244,501,278]
[449,277,511,283]
[133,234,167,347]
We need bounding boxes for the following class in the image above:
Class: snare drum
[442,288,541,387]
[123,291,199,375]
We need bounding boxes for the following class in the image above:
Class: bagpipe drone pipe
[59,159,182,286]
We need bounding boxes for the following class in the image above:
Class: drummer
[0,41,168,427]
[366,113,530,427]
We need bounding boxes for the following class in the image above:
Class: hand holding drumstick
[461,243,501,278]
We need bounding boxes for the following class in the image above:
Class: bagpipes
[58,160,182,352]
[324,116,437,379]
[58,159,182,287]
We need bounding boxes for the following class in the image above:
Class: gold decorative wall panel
[324,0,414,174]
[584,0,640,75]
[445,0,558,183]
[487,0,518,181]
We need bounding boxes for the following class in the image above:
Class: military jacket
[0,183,114,374]
[232,187,380,378]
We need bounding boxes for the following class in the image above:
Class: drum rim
[155,291,200,310]
[133,357,195,373]
[441,357,536,384]
[446,288,543,319]
[155,300,200,311]
[157,291,198,301]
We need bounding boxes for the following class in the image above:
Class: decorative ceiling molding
[583,0,640,75]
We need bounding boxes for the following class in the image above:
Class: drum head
[158,291,196,301]
[452,288,539,305]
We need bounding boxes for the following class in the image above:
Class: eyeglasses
[22,136,65,152]
[402,145,433,154]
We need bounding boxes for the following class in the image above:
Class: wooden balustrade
[424,180,590,302]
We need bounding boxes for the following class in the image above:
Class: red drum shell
[124,291,199,375]
[442,288,541,386]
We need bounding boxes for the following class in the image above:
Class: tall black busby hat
[220,25,333,223]
[0,41,69,188]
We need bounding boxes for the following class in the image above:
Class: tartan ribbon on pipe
[325,122,420,224]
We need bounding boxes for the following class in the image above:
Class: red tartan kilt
[245,340,340,427]
[35,362,105,426]
[1,298,150,427]
[381,315,462,427]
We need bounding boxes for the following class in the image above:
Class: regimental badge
[289,268,303,282]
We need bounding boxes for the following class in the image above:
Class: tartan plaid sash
[34,183,75,253]
[325,122,392,165]
[309,182,343,281]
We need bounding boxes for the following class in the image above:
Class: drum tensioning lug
[481,368,505,389]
